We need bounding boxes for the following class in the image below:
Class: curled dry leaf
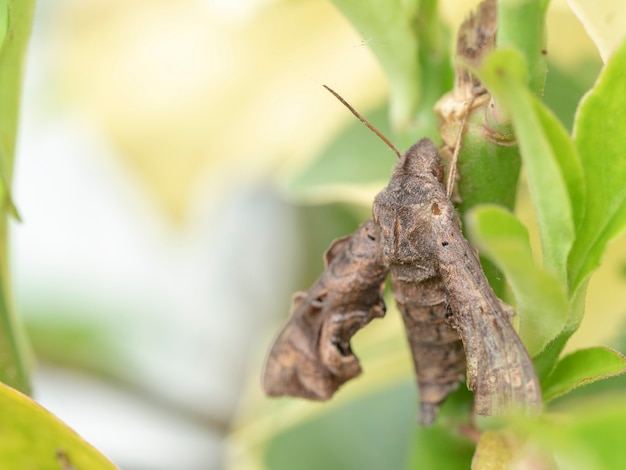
[262,220,388,400]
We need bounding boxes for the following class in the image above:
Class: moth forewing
[430,166,542,416]
[261,220,389,401]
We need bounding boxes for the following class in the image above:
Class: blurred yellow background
[10,0,626,469]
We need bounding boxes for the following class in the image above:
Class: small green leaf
[567,0,626,62]
[542,347,626,402]
[569,38,626,293]
[477,49,579,288]
[466,205,569,357]
[0,382,118,469]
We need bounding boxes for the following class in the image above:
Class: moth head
[396,138,443,181]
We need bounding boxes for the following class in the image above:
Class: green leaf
[330,0,453,140]
[542,59,602,132]
[496,0,549,96]
[532,99,585,231]
[265,381,417,470]
[287,104,394,198]
[466,205,568,357]
[0,382,118,469]
[569,38,626,293]
[407,424,473,469]
[532,281,588,380]
[542,347,626,402]
[0,0,35,394]
[512,395,626,469]
[477,49,580,288]
[559,398,626,469]
[330,0,421,131]
[567,0,626,62]
[0,0,7,50]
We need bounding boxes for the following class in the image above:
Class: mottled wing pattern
[422,145,542,416]
[433,208,542,415]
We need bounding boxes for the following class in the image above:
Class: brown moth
[262,219,388,400]
[373,138,542,418]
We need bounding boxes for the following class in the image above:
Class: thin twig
[445,98,474,198]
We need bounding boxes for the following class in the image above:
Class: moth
[262,136,541,422]
[373,138,541,419]
[262,219,388,400]
[263,36,541,419]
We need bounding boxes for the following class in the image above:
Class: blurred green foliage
[1,0,625,468]
[265,0,626,468]
[0,0,34,395]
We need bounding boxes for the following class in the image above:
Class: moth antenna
[445,97,474,198]
[323,85,401,159]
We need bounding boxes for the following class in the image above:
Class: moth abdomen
[392,275,466,425]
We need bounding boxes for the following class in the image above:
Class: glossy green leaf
[542,347,626,402]
[569,38,626,293]
[0,0,35,394]
[0,382,118,469]
[477,49,580,287]
[466,205,568,357]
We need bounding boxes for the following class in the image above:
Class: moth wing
[261,291,339,400]
[324,235,351,267]
[433,202,542,417]
[457,301,542,416]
